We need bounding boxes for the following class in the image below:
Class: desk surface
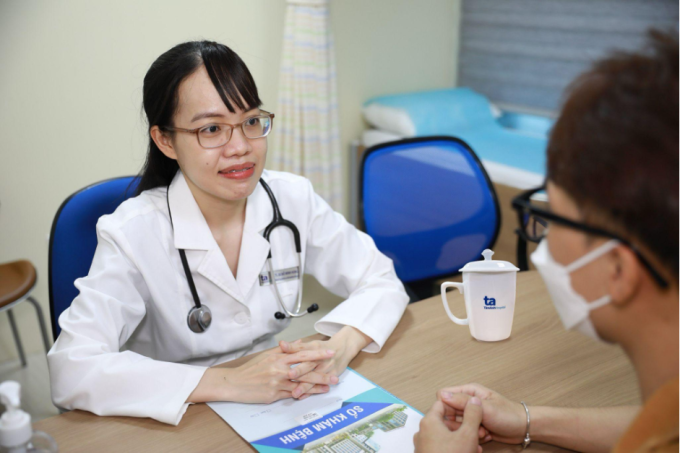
[35,272,640,452]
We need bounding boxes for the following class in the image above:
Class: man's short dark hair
[547,29,678,279]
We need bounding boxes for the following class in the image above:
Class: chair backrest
[48,176,139,340]
[361,136,500,284]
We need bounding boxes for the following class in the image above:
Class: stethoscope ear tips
[274,304,318,319]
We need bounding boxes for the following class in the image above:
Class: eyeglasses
[162,110,275,149]
[512,185,668,288]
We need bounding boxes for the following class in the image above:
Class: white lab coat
[47,170,408,425]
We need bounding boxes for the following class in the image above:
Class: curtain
[270,0,343,211]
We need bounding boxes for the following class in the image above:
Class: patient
[414,30,678,453]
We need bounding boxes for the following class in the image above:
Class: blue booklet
[208,368,424,452]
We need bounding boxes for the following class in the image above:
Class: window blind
[458,0,678,112]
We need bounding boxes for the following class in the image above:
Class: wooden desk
[35,272,640,452]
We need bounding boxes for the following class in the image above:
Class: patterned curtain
[270,0,343,211]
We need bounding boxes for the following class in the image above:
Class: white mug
[441,250,519,342]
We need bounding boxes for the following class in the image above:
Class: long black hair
[135,40,262,195]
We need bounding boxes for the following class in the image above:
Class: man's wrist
[525,406,546,443]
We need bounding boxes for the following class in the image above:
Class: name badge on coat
[259,266,301,286]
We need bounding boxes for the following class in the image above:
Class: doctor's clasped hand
[188,348,337,404]
[279,325,373,399]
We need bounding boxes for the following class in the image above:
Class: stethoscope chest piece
[187,305,212,333]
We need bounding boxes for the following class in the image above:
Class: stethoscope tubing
[267,255,305,317]
[166,177,316,333]
[260,177,302,255]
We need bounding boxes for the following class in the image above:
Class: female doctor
[47,40,409,425]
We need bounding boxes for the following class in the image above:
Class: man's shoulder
[614,377,679,452]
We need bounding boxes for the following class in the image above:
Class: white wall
[0,0,461,362]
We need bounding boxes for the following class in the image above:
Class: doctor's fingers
[289,382,329,400]
[288,361,318,380]
[282,349,335,365]
[292,371,339,386]
[279,339,319,354]
[271,388,324,404]
[302,384,330,396]
[292,382,315,399]
[265,339,304,357]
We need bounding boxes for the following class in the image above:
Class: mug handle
[441,282,468,325]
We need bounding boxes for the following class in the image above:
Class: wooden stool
[0,260,51,366]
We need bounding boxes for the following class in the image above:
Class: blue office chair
[361,136,500,301]
[48,176,139,340]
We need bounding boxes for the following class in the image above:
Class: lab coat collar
[244,170,275,237]
[168,171,274,248]
[167,172,214,251]
[237,172,274,298]
[167,171,273,301]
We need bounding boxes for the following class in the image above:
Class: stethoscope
[167,178,319,333]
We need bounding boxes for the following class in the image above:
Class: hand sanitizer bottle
[0,381,57,453]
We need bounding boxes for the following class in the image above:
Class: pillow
[362,104,416,137]
[363,88,498,136]
[361,129,405,148]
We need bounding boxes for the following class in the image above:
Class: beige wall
[333,0,461,163]
[0,0,461,362]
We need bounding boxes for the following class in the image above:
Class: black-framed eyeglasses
[512,185,669,289]
[162,110,275,149]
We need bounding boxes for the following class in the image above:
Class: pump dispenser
[0,381,57,453]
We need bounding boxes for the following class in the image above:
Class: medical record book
[208,368,423,452]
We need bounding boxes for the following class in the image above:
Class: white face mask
[531,239,619,340]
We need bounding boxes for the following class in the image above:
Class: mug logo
[483,295,505,310]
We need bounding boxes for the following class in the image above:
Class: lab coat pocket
[273,278,297,300]
[265,278,301,312]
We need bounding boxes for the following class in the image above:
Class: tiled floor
[0,275,342,422]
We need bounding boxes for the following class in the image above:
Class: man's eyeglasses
[512,185,668,288]
[162,111,275,149]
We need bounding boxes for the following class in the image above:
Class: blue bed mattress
[363,88,553,188]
